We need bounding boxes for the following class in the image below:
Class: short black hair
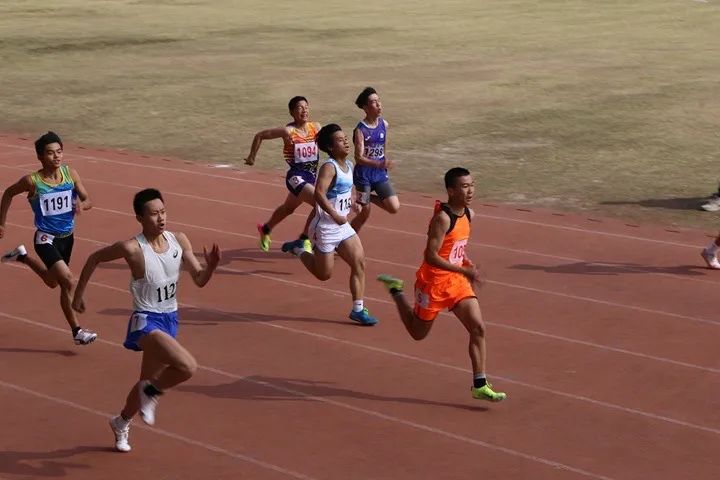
[316,124,342,155]
[35,131,63,157]
[444,167,471,189]
[288,96,308,111]
[355,87,377,108]
[133,188,164,216]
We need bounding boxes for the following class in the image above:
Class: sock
[143,382,163,397]
[261,224,271,235]
[707,241,720,255]
[116,414,131,428]
[71,326,81,337]
[473,373,487,388]
[299,233,309,241]
[17,253,28,263]
[352,300,364,312]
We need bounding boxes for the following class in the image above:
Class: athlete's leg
[452,297,506,401]
[371,180,400,214]
[297,249,334,281]
[337,235,378,325]
[376,275,433,339]
[296,184,316,238]
[18,254,59,288]
[350,184,372,233]
[264,192,304,232]
[49,260,79,330]
[701,232,720,269]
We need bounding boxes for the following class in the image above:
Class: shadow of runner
[0,445,113,477]
[179,376,487,412]
[601,197,710,211]
[97,306,350,326]
[0,347,77,357]
[510,262,709,277]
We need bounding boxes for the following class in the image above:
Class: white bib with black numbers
[130,231,182,313]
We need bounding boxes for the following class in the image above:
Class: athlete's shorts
[33,230,74,269]
[309,220,357,254]
[286,169,316,196]
[355,179,396,205]
[413,275,476,321]
[123,310,179,351]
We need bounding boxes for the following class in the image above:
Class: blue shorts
[123,310,179,351]
[353,163,389,188]
[285,169,316,196]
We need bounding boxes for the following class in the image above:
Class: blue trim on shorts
[123,310,179,351]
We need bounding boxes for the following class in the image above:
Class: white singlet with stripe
[130,231,182,313]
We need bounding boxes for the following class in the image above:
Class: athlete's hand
[382,158,394,170]
[462,258,483,285]
[333,213,348,225]
[72,295,86,314]
[244,156,255,166]
[0,224,5,239]
[204,243,221,271]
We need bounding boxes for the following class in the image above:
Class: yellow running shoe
[376,274,404,293]
[302,238,312,253]
[257,223,271,252]
[471,382,507,402]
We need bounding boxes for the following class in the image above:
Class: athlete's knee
[386,201,400,214]
[58,273,75,292]
[467,321,486,339]
[315,270,332,281]
[176,355,197,380]
[351,256,366,274]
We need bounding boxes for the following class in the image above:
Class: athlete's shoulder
[382,118,389,128]
[468,208,475,221]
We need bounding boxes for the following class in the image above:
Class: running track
[0,134,718,480]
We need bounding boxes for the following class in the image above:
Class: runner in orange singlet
[244,96,320,252]
[377,167,506,402]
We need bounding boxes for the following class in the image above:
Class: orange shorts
[413,274,476,321]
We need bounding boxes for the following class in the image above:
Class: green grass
[1,0,719,228]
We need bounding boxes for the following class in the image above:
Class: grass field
[1,0,719,228]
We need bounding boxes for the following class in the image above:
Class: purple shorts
[285,169,316,196]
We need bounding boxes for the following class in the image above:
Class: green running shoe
[257,223,271,252]
[471,382,507,402]
[377,274,404,293]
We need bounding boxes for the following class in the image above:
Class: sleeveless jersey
[416,202,471,282]
[130,231,182,313]
[353,118,388,185]
[28,165,76,236]
[316,158,354,225]
[283,122,320,173]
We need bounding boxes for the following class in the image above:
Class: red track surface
[0,134,718,479]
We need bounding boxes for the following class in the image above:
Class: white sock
[706,242,720,255]
[116,415,131,429]
[352,300,364,312]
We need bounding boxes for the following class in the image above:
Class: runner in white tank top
[72,188,221,453]
[131,231,182,313]
[282,124,378,326]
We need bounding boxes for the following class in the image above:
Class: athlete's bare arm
[244,126,291,165]
[72,239,142,313]
[69,168,92,212]
[0,175,33,238]
[175,232,220,287]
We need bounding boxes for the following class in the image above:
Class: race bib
[34,231,55,245]
[449,239,468,265]
[39,190,73,216]
[293,142,319,163]
[334,192,352,216]
[364,145,385,160]
[129,312,148,332]
[414,287,430,309]
[288,175,305,189]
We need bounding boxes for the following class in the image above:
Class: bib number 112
[156,282,177,303]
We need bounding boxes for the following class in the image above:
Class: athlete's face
[290,100,310,123]
[364,93,382,117]
[448,175,475,207]
[38,142,63,169]
[139,198,167,234]
[329,130,350,158]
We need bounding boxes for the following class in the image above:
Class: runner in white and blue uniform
[349,87,400,233]
[0,131,97,345]
[282,124,378,326]
[72,188,221,452]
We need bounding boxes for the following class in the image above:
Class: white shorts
[309,220,356,253]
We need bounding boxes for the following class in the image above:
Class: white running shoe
[701,249,720,269]
[701,195,720,212]
[1,244,27,263]
[138,380,159,426]
[73,328,97,345]
[109,416,132,452]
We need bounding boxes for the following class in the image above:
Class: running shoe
[109,416,132,452]
[1,244,27,263]
[257,223,271,252]
[73,328,97,345]
[138,380,160,426]
[701,249,720,269]
[377,274,404,293]
[471,382,507,402]
[349,308,378,326]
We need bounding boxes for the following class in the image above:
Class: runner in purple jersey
[349,87,400,233]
